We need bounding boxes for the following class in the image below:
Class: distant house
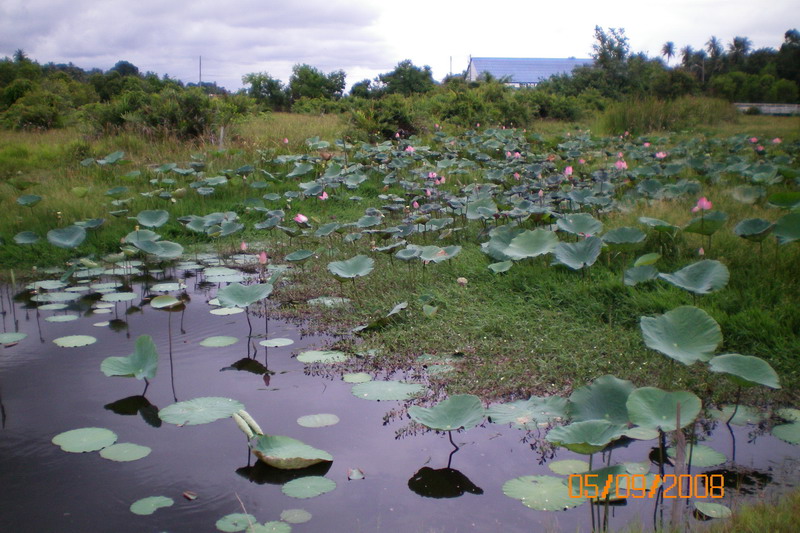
[465,57,593,87]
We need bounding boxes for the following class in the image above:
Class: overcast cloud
[1,0,796,91]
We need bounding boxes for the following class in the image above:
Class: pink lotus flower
[564,166,573,176]
[293,213,308,224]
[259,251,268,265]
[698,247,705,256]
[434,123,440,129]
[513,152,521,159]
[428,172,437,179]
[749,137,758,143]
[412,201,419,209]
[618,152,624,158]
[282,138,289,144]
[756,145,764,152]
[425,189,431,197]
[476,123,480,127]
[538,189,544,198]
[655,152,668,159]
[643,142,651,147]
[506,151,512,157]
[240,241,248,251]
[514,172,520,180]
[691,197,712,213]
[578,159,586,165]
[318,191,328,200]
[615,159,628,170]
[404,146,415,153]
[772,138,781,144]
[395,132,401,138]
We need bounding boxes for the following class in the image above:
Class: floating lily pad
[342,372,371,383]
[709,405,765,425]
[626,387,701,431]
[777,408,800,422]
[101,334,158,380]
[130,496,174,515]
[211,307,244,316]
[52,427,117,453]
[281,476,336,499]
[101,292,137,303]
[694,501,732,519]
[667,444,726,467]
[280,509,312,524]
[158,397,244,426]
[486,396,568,429]
[548,460,590,476]
[150,282,185,292]
[409,394,485,431]
[307,297,351,307]
[772,422,800,444]
[100,443,152,462]
[0,332,27,345]
[297,414,340,428]
[216,513,258,532]
[640,306,722,365]
[503,475,585,511]
[200,336,239,348]
[45,315,79,323]
[251,435,333,470]
[53,335,97,348]
[296,350,348,364]
[150,295,181,309]
[351,380,425,401]
[249,522,292,533]
[259,338,294,348]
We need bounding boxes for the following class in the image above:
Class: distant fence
[734,103,800,116]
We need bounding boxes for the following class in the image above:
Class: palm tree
[661,41,676,66]
[706,36,723,59]
[680,46,695,68]
[728,36,752,65]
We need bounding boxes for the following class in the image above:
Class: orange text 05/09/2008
[567,473,725,499]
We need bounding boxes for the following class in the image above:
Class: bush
[598,96,738,134]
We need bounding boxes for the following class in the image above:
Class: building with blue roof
[466,57,594,87]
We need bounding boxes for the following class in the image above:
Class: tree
[349,79,373,99]
[590,26,631,96]
[378,60,436,96]
[109,60,140,77]
[242,72,289,110]
[680,46,694,68]
[728,36,752,66]
[288,64,345,102]
[706,36,723,59]
[661,42,675,66]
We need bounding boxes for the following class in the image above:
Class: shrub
[599,96,738,134]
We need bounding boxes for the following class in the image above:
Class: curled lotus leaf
[250,435,333,470]
[328,255,374,279]
[658,260,730,295]
[47,225,86,249]
[708,354,780,389]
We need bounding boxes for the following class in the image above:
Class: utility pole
[199,56,202,84]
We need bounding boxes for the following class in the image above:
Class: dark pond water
[0,264,797,532]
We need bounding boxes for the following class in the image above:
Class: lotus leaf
[130,496,173,515]
[408,394,484,431]
[99,442,152,462]
[158,396,245,426]
[217,282,273,307]
[101,292,137,303]
[216,513,258,532]
[488,261,513,273]
[13,231,39,244]
[136,209,169,228]
[296,350,348,363]
[694,501,732,519]
[52,427,117,453]
[659,260,729,295]
[45,315,79,323]
[624,265,659,286]
[731,185,766,204]
[31,291,79,303]
[307,297,350,308]
[328,255,374,279]
[602,227,646,251]
[280,509,312,524]
[281,476,336,499]
[545,420,627,454]
[548,460,589,475]
[101,335,158,380]
[134,239,184,259]
[553,236,602,270]
[634,253,661,267]
[557,213,603,236]
[351,380,425,401]
[639,217,679,235]
[709,404,765,425]
[708,354,780,389]
[17,194,42,207]
[504,229,558,260]
[250,435,333,470]
[47,225,86,249]
[342,372,371,383]
[53,335,97,347]
[285,250,314,263]
[297,414,340,428]
[480,225,525,261]
[734,218,774,242]
[667,444,726,467]
[259,338,294,347]
[466,196,497,220]
[683,211,727,236]
[640,306,721,365]
[774,213,800,244]
[200,336,239,347]
[248,522,292,533]
[568,375,635,424]
[502,475,585,511]
[124,229,160,246]
[150,295,181,309]
[626,387,701,431]
[767,191,800,209]
[0,332,27,345]
[772,422,800,444]
[486,396,568,429]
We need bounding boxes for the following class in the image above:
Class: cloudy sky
[1,0,796,91]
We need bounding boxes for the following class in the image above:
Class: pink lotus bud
[615,159,628,170]
[282,138,289,144]
[698,247,705,256]
[643,142,651,147]
[756,145,764,152]
[693,197,712,212]
[425,189,431,197]
[514,172,520,180]
[240,241,247,251]
[259,251,268,265]
[513,152,521,159]
[749,137,758,143]
[412,201,419,209]
[434,123,440,129]
[395,132,400,138]
[506,151,512,157]
[578,159,586,165]
[476,123,480,127]
[405,146,415,152]
[564,166,573,176]
[655,152,667,159]
[293,213,308,224]
[538,189,544,198]
[772,138,781,144]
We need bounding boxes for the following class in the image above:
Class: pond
[0,259,797,532]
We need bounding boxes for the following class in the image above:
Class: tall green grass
[599,96,739,135]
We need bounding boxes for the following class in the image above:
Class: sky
[1,0,797,92]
